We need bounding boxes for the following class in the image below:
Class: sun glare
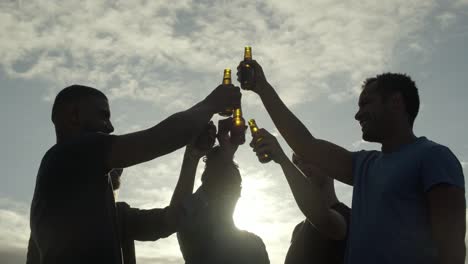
[233,177,272,236]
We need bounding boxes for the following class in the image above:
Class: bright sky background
[1,0,468,263]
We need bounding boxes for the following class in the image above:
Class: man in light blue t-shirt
[241,59,465,264]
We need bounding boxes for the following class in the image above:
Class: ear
[389,92,405,113]
[66,103,81,129]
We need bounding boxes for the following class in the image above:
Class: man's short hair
[51,85,107,124]
[363,73,420,125]
[201,146,241,187]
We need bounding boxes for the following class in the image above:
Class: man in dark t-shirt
[29,84,240,263]
[27,168,177,264]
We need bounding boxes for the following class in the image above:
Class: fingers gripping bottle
[239,46,255,91]
[230,108,246,145]
[218,68,234,117]
[248,119,271,163]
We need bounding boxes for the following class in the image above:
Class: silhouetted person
[27,167,179,264]
[171,119,269,264]
[28,84,240,264]
[249,128,350,264]
[241,61,465,264]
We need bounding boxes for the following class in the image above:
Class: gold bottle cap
[244,46,252,60]
[233,108,244,126]
[223,68,232,85]
[234,108,242,117]
[248,119,258,133]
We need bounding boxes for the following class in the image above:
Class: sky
[1,0,468,263]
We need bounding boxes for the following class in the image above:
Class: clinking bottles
[218,68,234,117]
[230,108,246,145]
[239,46,255,90]
[248,119,271,163]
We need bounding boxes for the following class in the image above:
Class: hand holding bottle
[187,121,217,160]
[236,47,270,94]
[250,128,288,164]
[204,82,241,115]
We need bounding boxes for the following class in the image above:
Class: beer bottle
[248,119,271,163]
[218,68,234,116]
[239,46,255,90]
[230,108,246,145]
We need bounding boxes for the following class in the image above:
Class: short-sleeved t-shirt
[284,202,351,264]
[345,137,464,264]
[30,133,120,264]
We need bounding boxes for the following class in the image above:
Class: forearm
[108,100,214,169]
[170,149,200,207]
[144,101,214,157]
[279,158,328,225]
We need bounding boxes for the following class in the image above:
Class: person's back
[175,143,269,264]
[177,188,269,264]
[31,133,119,264]
[285,202,350,264]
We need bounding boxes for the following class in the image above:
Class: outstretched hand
[187,121,217,159]
[250,128,288,164]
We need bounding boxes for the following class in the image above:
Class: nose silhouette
[355,109,362,121]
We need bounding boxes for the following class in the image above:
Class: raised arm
[107,84,240,169]
[170,122,216,207]
[240,61,353,185]
[252,129,347,240]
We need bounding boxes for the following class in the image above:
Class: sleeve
[121,203,176,241]
[351,150,376,185]
[62,133,115,178]
[421,145,465,192]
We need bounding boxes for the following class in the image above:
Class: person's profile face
[78,97,114,134]
[354,82,389,143]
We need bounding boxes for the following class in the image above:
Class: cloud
[350,139,380,151]
[0,247,26,264]
[1,1,462,263]
[436,12,457,29]
[0,198,30,263]
[0,0,441,111]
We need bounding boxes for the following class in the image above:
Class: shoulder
[291,221,305,237]
[237,230,270,262]
[417,138,464,190]
[419,138,458,159]
[352,150,380,165]
[116,201,131,211]
[51,133,115,155]
[238,230,267,249]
